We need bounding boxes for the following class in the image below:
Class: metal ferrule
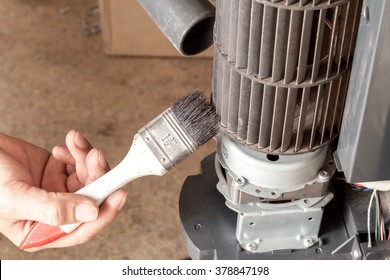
[138,108,198,171]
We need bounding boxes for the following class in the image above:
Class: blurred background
[0,0,215,259]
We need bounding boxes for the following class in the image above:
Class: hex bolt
[318,169,330,181]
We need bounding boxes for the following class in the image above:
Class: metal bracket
[332,235,362,260]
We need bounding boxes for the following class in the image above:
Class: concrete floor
[0,0,215,259]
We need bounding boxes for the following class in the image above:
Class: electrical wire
[375,203,378,241]
[376,191,386,241]
[351,184,370,191]
[367,189,377,248]
[380,210,386,241]
[375,191,381,241]
[370,190,388,242]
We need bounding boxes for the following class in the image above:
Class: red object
[19,222,67,250]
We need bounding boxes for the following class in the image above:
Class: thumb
[2,181,99,225]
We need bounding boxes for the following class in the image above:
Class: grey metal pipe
[137,0,215,56]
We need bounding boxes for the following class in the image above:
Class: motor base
[179,153,390,260]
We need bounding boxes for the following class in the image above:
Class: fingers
[85,148,110,185]
[52,146,83,192]
[40,155,68,193]
[2,181,99,226]
[53,147,110,192]
[27,189,127,251]
[55,130,110,191]
[66,148,109,190]
[65,130,92,183]
[52,146,75,166]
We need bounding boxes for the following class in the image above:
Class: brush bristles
[172,90,220,146]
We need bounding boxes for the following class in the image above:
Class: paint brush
[19,90,219,250]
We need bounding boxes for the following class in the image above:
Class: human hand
[0,130,127,251]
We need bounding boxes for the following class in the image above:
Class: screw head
[247,243,257,251]
[318,170,330,181]
[235,176,245,187]
[304,238,315,247]
[315,248,323,254]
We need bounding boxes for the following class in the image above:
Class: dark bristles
[172,90,220,146]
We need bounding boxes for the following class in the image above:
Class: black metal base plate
[179,153,390,260]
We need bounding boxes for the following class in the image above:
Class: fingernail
[76,203,98,222]
[117,193,127,212]
[97,150,108,169]
[74,131,89,149]
[52,146,69,158]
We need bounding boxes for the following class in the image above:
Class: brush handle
[20,134,167,249]
[20,107,202,250]
[75,133,167,205]
[61,133,167,231]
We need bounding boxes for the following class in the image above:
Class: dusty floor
[0,0,215,259]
